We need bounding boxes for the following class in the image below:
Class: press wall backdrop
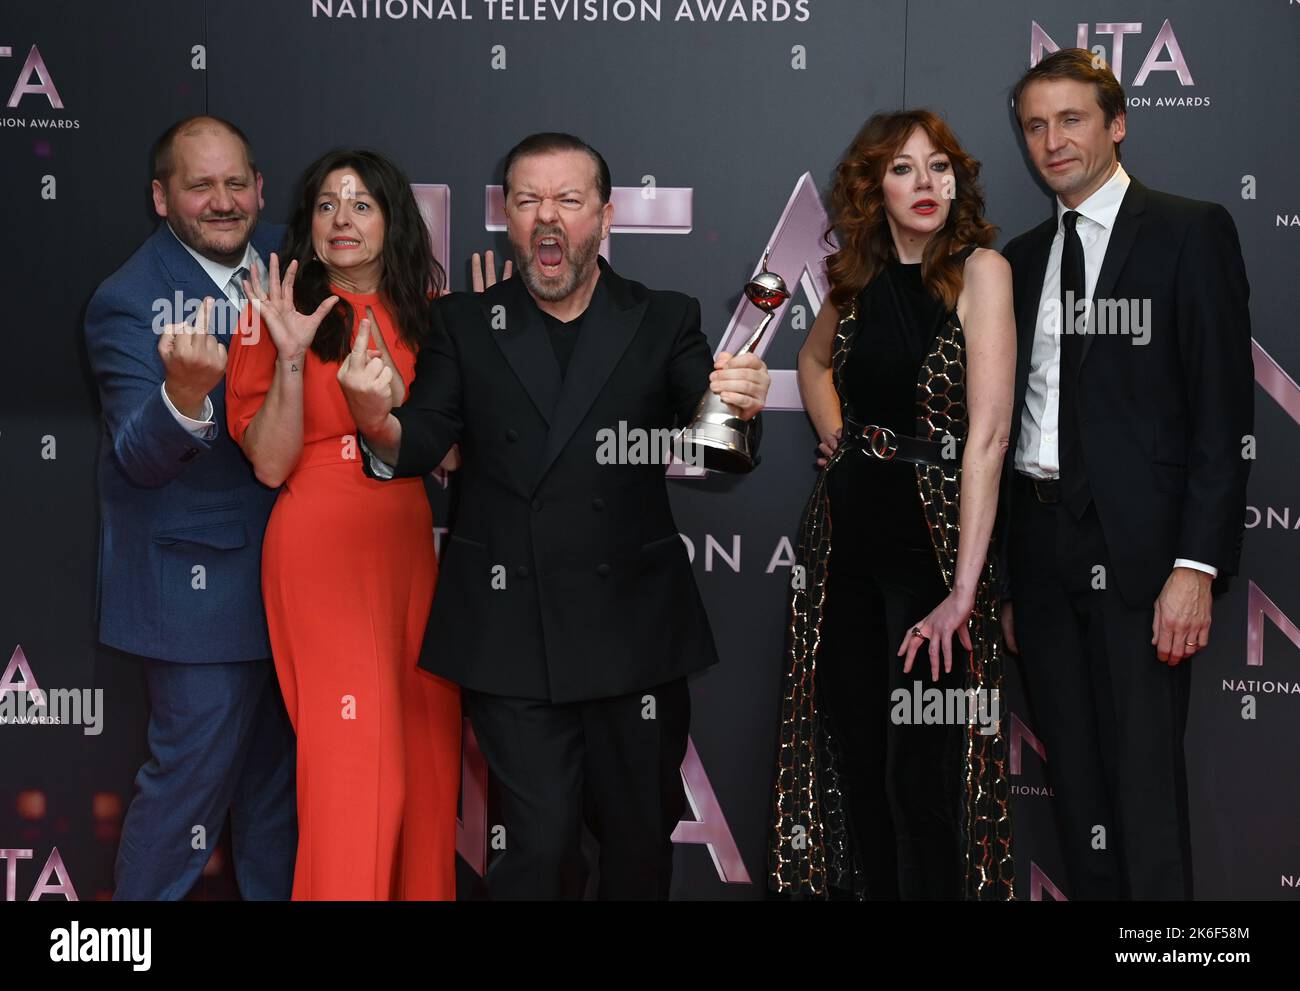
[2,0,1298,901]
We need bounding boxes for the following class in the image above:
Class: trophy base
[674,392,757,474]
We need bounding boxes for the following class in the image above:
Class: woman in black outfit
[769,110,1017,900]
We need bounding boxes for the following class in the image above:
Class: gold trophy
[675,251,789,473]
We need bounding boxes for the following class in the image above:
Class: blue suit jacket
[85,222,284,662]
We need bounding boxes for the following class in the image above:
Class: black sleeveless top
[826,257,959,575]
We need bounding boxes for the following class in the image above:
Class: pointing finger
[352,316,372,357]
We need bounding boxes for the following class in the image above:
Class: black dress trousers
[1009,474,1193,900]
[463,677,691,900]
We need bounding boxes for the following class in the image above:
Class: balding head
[150,115,263,266]
[154,115,256,183]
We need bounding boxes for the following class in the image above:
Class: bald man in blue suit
[85,116,295,900]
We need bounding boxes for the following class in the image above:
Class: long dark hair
[825,110,996,313]
[282,148,445,363]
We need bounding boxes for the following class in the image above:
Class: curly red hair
[825,110,996,313]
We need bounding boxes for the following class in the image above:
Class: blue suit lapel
[151,222,226,299]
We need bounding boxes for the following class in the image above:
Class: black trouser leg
[1010,476,1192,900]
[819,547,963,900]
[582,677,691,900]
[462,690,585,900]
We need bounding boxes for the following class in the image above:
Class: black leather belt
[1015,470,1060,504]
[842,416,960,468]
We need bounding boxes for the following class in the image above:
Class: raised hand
[337,317,396,434]
[470,249,512,293]
[708,351,772,421]
[159,295,226,419]
[244,252,338,362]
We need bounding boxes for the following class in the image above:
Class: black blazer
[1000,177,1254,607]
[369,255,735,702]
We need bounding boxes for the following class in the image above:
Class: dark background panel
[1,0,208,902]
[1,0,1296,901]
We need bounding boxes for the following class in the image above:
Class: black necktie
[1058,210,1091,518]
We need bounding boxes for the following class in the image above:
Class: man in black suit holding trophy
[341,132,770,899]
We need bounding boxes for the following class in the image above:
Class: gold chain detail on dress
[769,303,859,897]
[913,312,1016,901]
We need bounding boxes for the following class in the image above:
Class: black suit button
[591,498,605,511]
[505,429,519,442]
[596,564,611,577]
[516,565,530,579]
[531,498,543,512]
[179,448,199,462]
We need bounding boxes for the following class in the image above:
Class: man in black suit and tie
[1000,50,1253,900]
[341,132,770,899]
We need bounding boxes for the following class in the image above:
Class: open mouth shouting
[535,233,566,274]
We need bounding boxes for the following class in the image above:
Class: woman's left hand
[898,590,975,682]
[244,253,337,363]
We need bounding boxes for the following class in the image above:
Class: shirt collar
[167,223,260,293]
[1056,161,1130,234]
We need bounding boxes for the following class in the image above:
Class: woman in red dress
[225,149,459,900]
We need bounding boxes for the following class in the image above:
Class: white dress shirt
[1012,162,1215,578]
[160,224,266,440]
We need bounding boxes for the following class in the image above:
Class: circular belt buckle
[864,424,898,461]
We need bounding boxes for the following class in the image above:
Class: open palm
[244,252,338,362]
